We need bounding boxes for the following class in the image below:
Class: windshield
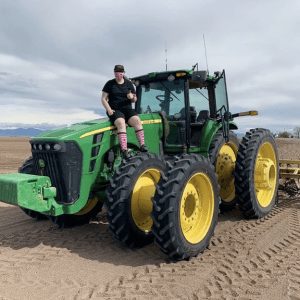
[137,79,185,117]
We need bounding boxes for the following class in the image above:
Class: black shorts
[107,108,138,123]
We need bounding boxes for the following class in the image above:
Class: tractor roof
[131,69,216,84]
[131,69,192,82]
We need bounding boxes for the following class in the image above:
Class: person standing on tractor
[101,64,147,158]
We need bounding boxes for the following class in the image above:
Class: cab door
[215,70,229,116]
[214,70,230,141]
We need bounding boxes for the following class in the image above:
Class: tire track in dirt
[0,221,163,270]
[0,209,165,299]
[93,199,300,300]
[286,202,300,300]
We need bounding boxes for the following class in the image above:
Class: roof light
[176,72,186,77]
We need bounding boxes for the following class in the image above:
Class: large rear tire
[19,157,48,220]
[106,152,166,248]
[235,128,279,218]
[209,131,239,211]
[152,154,219,261]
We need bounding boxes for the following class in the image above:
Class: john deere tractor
[0,68,279,260]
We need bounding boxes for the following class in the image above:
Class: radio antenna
[192,63,198,71]
[165,41,168,71]
[203,34,209,73]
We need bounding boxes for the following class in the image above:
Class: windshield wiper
[195,88,209,101]
[158,81,181,102]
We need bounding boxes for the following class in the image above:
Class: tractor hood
[31,117,112,141]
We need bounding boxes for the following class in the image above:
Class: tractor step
[0,173,56,214]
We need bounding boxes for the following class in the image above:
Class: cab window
[188,80,210,115]
[215,71,229,114]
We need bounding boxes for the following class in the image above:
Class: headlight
[38,144,43,150]
[45,144,51,151]
[53,143,62,151]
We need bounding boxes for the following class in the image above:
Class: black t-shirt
[102,78,135,110]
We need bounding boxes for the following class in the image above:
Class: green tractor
[0,68,279,260]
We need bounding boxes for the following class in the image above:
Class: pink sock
[135,129,145,146]
[117,132,127,151]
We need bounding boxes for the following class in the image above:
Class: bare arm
[101,92,114,115]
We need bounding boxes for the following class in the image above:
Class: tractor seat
[178,106,197,122]
[190,106,197,123]
[196,110,209,125]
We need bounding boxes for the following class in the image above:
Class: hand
[131,94,137,103]
[127,91,134,100]
[127,92,137,102]
[108,109,115,116]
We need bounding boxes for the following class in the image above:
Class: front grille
[30,141,82,204]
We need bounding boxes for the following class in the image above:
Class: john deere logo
[38,159,45,168]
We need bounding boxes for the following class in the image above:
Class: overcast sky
[0,0,299,133]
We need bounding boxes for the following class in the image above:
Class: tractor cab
[132,69,230,152]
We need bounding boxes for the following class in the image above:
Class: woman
[101,64,147,158]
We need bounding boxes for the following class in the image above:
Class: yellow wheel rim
[254,142,277,207]
[180,172,215,244]
[131,168,161,232]
[216,142,238,202]
[75,197,99,216]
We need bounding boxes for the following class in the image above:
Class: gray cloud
[0,0,299,132]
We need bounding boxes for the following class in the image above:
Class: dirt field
[0,137,299,300]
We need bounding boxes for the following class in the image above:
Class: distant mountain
[0,128,45,137]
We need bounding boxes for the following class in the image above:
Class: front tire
[235,128,279,218]
[49,197,103,228]
[152,154,219,261]
[106,152,166,247]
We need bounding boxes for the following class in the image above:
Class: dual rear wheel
[106,129,279,260]
[209,129,278,218]
[106,152,219,260]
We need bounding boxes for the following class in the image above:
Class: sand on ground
[0,137,299,300]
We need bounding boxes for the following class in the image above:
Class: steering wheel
[155,95,173,102]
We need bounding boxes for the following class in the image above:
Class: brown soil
[276,138,300,160]
[0,137,299,300]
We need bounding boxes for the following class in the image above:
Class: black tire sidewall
[209,131,239,165]
[106,153,166,247]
